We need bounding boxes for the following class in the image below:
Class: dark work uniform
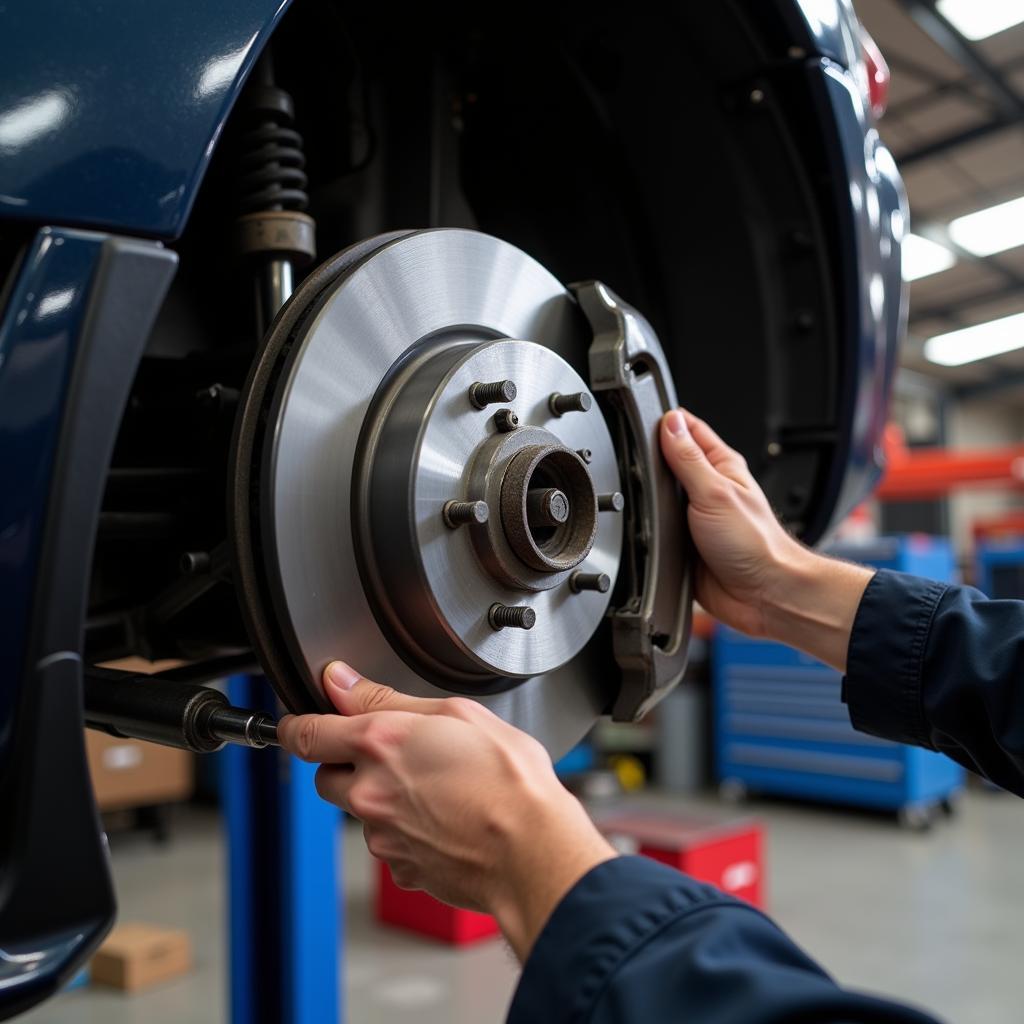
[509,570,1024,1024]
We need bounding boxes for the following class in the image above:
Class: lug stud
[549,391,592,417]
[442,500,489,528]
[576,448,593,464]
[527,488,569,528]
[488,603,536,631]
[469,379,517,409]
[493,408,520,432]
[569,571,611,594]
[598,491,625,513]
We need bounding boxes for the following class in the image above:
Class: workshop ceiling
[854,0,1024,397]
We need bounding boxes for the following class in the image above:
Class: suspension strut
[235,52,316,333]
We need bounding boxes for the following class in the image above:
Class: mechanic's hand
[278,662,616,960]
[659,408,804,636]
[660,408,873,671]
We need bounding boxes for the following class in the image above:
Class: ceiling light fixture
[924,311,1024,367]
[935,0,1024,40]
[901,233,956,281]
[948,195,1024,257]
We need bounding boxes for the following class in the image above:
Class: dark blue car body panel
[0,1,904,1016]
[0,0,288,238]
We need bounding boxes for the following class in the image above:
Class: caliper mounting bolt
[598,491,625,513]
[469,379,517,409]
[569,571,611,594]
[442,500,489,529]
[488,603,536,631]
[549,391,592,417]
[493,408,520,433]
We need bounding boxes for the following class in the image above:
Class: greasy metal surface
[265,230,621,753]
[575,280,694,721]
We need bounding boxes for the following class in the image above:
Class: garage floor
[20,789,1024,1024]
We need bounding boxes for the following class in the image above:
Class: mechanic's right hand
[659,408,806,637]
[278,662,616,961]
[659,408,873,671]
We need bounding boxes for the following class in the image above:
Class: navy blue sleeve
[844,569,1024,796]
[508,856,939,1024]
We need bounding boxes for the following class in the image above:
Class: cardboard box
[91,923,192,992]
[85,731,193,812]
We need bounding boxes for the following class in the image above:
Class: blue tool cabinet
[713,537,965,822]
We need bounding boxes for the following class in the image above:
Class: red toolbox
[595,812,765,909]
[375,861,501,945]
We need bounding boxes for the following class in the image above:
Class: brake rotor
[231,229,629,754]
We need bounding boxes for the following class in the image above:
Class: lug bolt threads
[549,391,592,417]
[442,500,489,528]
[569,571,611,594]
[469,379,517,409]
[527,487,570,528]
[488,603,536,631]
[598,492,625,513]
[493,408,520,432]
[576,448,593,464]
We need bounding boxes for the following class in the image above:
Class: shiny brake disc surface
[235,229,627,755]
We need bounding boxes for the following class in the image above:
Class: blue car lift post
[224,675,342,1024]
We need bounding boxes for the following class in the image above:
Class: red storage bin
[375,861,501,945]
[596,813,765,909]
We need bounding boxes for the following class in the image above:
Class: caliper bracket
[573,281,694,721]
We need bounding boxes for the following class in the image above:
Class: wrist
[760,544,874,672]
[488,787,616,961]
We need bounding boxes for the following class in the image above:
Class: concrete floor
[21,789,1024,1023]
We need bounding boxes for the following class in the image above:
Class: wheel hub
[354,336,621,686]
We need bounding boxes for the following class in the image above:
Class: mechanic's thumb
[660,409,719,504]
[322,661,433,717]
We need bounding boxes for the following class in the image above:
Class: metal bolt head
[527,487,570,528]
[598,491,625,513]
[576,448,593,464]
[493,408,520,432]
[549,391,593,417]
[569,571,610,594]
[488,603,536,631]
[443,500,489,528]
[469,379,517,409]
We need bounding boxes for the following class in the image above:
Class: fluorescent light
[924,311,1024,366]
[936,0,1024,40]
[948,195,1024,256]
[901,233,956,281]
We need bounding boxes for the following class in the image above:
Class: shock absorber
[235,53,317,333]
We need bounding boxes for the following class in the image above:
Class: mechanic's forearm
[761,547,875,673]
[488,795,617,962]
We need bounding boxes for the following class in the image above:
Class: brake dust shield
[231,229,691,755]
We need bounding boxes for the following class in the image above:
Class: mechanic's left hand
[277,662,616,960]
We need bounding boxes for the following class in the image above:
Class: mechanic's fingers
[314,763,356,813]
[278,712,365,763]
[660,410,730,505]
[682,411,750,481]
[322,661,448,718]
